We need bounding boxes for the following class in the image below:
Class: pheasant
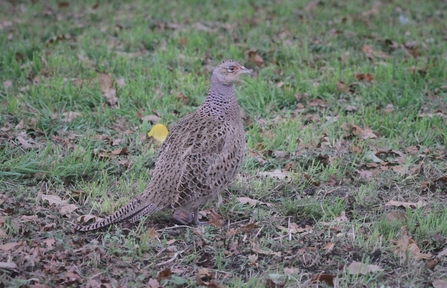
[74,60,251,231]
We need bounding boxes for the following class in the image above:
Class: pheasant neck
[199,76,240,118]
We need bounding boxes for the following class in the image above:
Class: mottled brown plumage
[74,60,250,231]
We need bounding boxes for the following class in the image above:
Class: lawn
[1,0,447,287]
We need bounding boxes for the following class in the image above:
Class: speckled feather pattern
[74,60,247,231]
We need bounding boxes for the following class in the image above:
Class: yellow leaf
[147,124,169,143]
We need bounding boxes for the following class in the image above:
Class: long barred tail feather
[73,198,158,232]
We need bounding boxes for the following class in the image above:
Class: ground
[1,0,447,287]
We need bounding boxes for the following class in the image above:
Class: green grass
[1,0,447,287]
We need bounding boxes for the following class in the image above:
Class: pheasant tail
[74,197,157,232]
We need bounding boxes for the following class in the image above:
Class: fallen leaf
[385,211,406,222]
[305,0,320,12]
[277,223,311,235]
[41,194,68,206]
[43,238,56,248]
[157,268,172,280]
[0,242,23,251]
[99,72,118,106]
[258,170,289,180]
[59,204,79,216]
[362,2,381,17]
[141,115,160,124]
[111,147,128,155]
[61,111,82,123]
[248,254,258,267]
[347,261,383,275]
[433,280,447,288]
[252,243,281,257]
[237,197,273,208]
[383,104,395,113]
[76,214,102,225]
[17,135,33,149]
[207,210,223,228]
[147,123,169,143]
[0,262,18,273]
[20,215,38,222]
[385,200,427,209]
[437,247,447,258]
[362,45,374,60]
[3,80,12,89]
[0,229,7,238]
[391,226,432,261]
[195,268,213,286]
[311,273,335,285]
[355,73,374,82]
[148,278,160,288]
[283,267,300,275]
[247,49,264,66]
[116,78,126,87]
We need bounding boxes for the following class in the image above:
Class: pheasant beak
[239,66,252,75]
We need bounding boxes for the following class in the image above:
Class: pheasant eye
[227,66,237,73]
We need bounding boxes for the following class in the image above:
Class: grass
[1,0,447,287]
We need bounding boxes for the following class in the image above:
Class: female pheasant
[75,60,251,231]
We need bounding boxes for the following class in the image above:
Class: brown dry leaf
[0,229,8,238]
[277,223,311,235]
[385,200,427,209]
[311,273,335,286]
[383,104,395,113]
[207,210,223,228]
[116,78,126,87]
[20,215,38,222]
[360,127,377,139]
[43,238,56,248]
[347,261,384,275]
[237,197,273,208]
[148,278,160,288]
[195,268,213,286]
[144,228,159,240]
[407,161,423,176]
[392,165,406,176]
[433,280,447,288]
[0,262,19,273]
[305,0,320,12]
[41,194,68,206]
[322,211,349,227]
[283,267,300,275]
[0,241,24,251]
[59,204,79,216]
[438,247,447,258]
[99,72,118,106]
[355,73,374,82]
[258,169,289,180]
[356,169,374,179]
[248,254,258,267]
[111,147,128,155]
[385,211,406,222]
[345,105,357,112]
[247,49,264,66]
[17,135,35,149]
[157,268,172,280]
[252,244,281,257]
[3,80,12,89]
[362,45,374,60]
[374,49,392,59]
[307,98,327,107]
[362,1,381,17]
[176,92,188,104]
[391,226,432,261]
[61,111,82,123]
[76,214,102,225]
